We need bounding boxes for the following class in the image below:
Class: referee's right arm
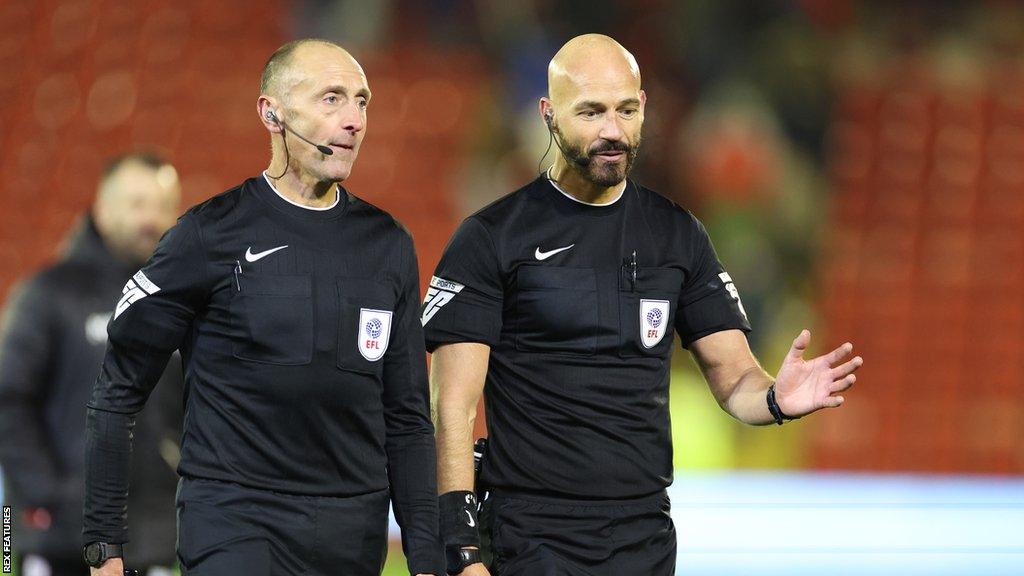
[424,217,505,576]
[431,342,491,576]
[432,342,490,494]
[83,215,209,563]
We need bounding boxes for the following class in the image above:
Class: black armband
[439,490,480,547]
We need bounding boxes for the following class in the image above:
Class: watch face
[84,543,102,565]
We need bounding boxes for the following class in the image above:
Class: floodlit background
[1,0,1022,574]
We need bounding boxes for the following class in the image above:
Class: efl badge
[640,299,670,349]
[359,308,393,361]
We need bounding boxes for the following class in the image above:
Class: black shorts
[480,489,676,576]
[175,477,389,576]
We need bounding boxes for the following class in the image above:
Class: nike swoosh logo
[245,245,289,262]
[535,244,575,260]
[464,509,476,527]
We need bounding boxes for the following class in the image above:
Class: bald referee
[425,34,862,575]
[83,39,441,576]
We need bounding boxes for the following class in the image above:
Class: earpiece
[265,107,333,156]
[544,109,553,127]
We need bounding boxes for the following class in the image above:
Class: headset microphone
[542,110,588,168]
[266,109,334,156]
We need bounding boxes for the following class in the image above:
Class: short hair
[97,152,176,202]
[260,38,345,97]
[100,152,169,183]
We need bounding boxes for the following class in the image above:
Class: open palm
[774,330,862,418]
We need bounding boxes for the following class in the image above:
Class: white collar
[546,168,625,207]
[262,172,341,211]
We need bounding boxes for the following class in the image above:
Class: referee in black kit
[83,39,441,576]
[425,34,863,576]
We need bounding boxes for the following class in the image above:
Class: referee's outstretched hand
[774,329,862,418]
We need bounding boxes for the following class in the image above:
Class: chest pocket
[336,277,396,377]
[514,266,598,355]
[232,273,313,365]
[619,267,683,357]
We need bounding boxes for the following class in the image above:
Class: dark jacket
[0,216,181,566]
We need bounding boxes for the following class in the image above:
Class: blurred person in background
[81,39,440,576]
[0,152,183,576]
[426,34,862,576]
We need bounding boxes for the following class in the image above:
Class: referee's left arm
[691,329,861,424]
[678,211,861,424]
[382,234,443,576]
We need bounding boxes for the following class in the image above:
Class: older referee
[426,34,862,575]
[83,39,441,576]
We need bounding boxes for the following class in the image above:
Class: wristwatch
[83,542,123,568]
[445,545,483,575]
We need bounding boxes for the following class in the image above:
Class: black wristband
[445,545,482,575]
[439,490,480,548]
[82,542,123,567]
[767,384,798,425]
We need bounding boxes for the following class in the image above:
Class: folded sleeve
[675,213,752,348]
[421,216,504,351]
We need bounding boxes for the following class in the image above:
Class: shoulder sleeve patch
[420,276,465,325]
[114,270,162,319]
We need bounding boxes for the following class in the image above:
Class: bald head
[258,38,371,186]
[547,34,641,106]
[541,35,645,190]
[260,38,363,102]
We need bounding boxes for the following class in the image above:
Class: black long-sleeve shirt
[83,174,440,574]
